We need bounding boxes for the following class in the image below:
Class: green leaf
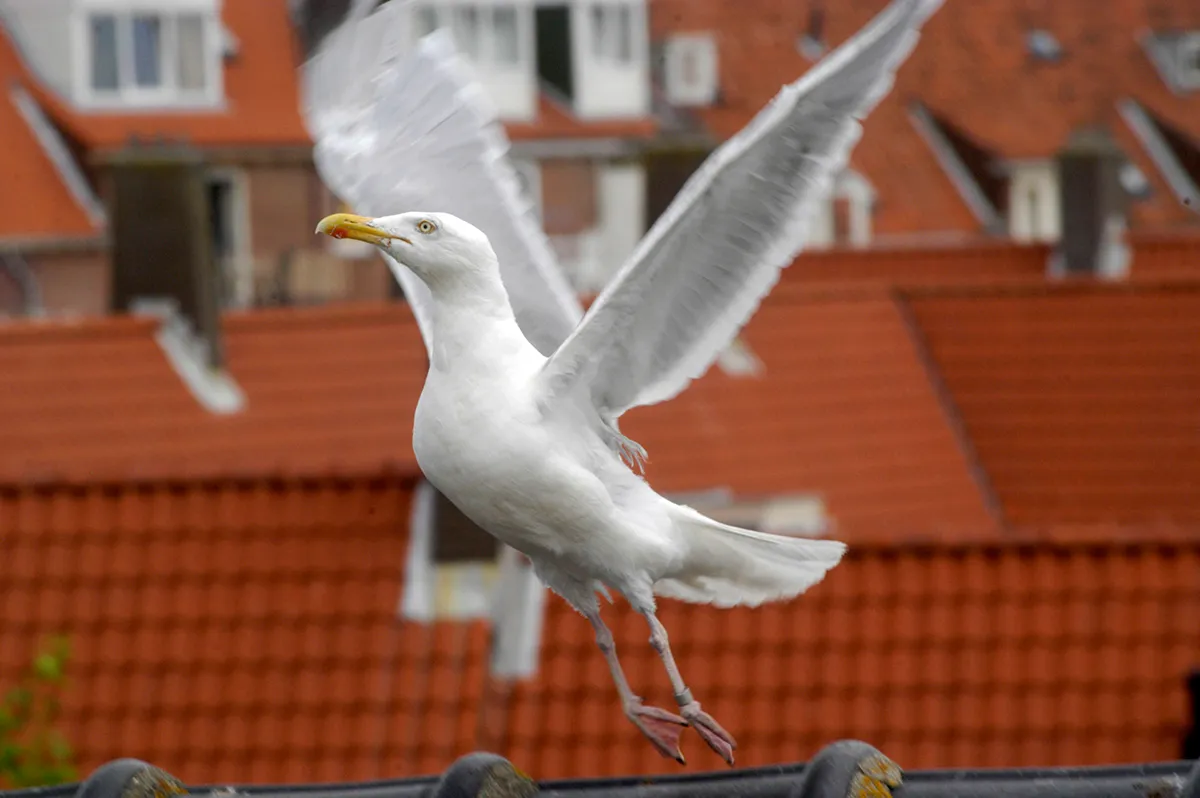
[33,654,62,683]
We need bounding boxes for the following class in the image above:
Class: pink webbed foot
[625,700,689,764]
[681,701,737,766]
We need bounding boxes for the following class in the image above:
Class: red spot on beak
[331,227,347,239]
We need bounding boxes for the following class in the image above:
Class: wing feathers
[302,7,582,356]
[535,0,941,420]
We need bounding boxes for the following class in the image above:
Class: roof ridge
[898,274,1200,298]
[0,314,157,343]
[222,299,418,330]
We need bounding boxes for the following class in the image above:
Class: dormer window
[591,3,634,64]
[82,9,221,107]
[410,3,534,120]
[412,4,523,67]
[1179,34,1200,90]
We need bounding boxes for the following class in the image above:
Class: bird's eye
[417,220,437,234]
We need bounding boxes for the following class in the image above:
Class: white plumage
[303,0,942,766]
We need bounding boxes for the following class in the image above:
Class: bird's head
[314,211,496,285]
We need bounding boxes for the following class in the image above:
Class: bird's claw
[681,701,737,766]
[625,700,688,764]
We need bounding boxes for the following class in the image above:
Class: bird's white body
[305,0,942,764]
[413,306,693,595]
[400,227,844,617]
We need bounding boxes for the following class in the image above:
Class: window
[591,2,633,64]
[83,11,217,104]
[132,14,163,87]
[89,16,119,91]
[451,6,480,59]
[493,6,519,64]
[411,4,523,67]
[1179,34,1200,90]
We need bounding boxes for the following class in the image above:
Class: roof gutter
[0,234,108,255]
[33,739,1200,798]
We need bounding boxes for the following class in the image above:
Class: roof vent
[1119,160,1153,200]
[1140,31,1200,93]
[797,4,826,61]
[1026,29,1063,62]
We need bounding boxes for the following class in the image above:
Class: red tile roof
[507,535,1200,776]
[4,500,1195,780]
[0,475,499,783]
[4,250,1200,782]
[650,0,1200,238]
[623,287,996,541]
[0,287,995,542]
[506,93,659,142]
[908,279,1200,527]
[0,304,424,484]
[0,33,97,240]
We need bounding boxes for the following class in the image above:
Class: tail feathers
[655,504,847,608]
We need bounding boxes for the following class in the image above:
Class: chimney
[108,144,223,367]
[1051,126,1129,278]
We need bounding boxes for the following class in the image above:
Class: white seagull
[305,0,942,765]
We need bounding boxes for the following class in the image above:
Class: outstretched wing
[536,0,942,417]
[301,1,583,355]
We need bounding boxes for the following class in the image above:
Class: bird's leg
[643,612,737,766]
[585,609,688,764]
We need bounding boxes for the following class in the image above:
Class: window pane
[89,14,119,91]
[492,6,519,64]
[614,4,632,63]
[177,14,207,91]
[132,14,162,87]
[414,5,439,37]
[590,5,608,58]
[452,7,479,58]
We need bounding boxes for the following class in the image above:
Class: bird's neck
[427,270,537,375]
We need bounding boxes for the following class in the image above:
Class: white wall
[1008,160,1061,243]
[595,160,644,280]
[409,0,537,122]
[570,0,649,120]
[1,0,77,97]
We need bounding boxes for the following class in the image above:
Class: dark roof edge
[9,741,1197,798]
[889,290,1008,533]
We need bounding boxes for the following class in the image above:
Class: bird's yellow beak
[314,213,410,247]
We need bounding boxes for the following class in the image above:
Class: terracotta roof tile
[0,35,96,240]
[0,303,425,483]
[621,289,996,540]
[507,537,1200,776]
[0,284,995,540]
[0,476,496,783]
[907,279,1200,526]
[506,93,658,141]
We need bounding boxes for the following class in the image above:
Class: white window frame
[1007,160,1061,243]
[73,0,224,109]
[205,167,253,308]
[807,169,875,249]
[589,1,635,66]
[410,2,529,69]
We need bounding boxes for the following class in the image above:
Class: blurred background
[1,0,1199,788]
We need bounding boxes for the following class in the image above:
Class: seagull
[305,0,942,766]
